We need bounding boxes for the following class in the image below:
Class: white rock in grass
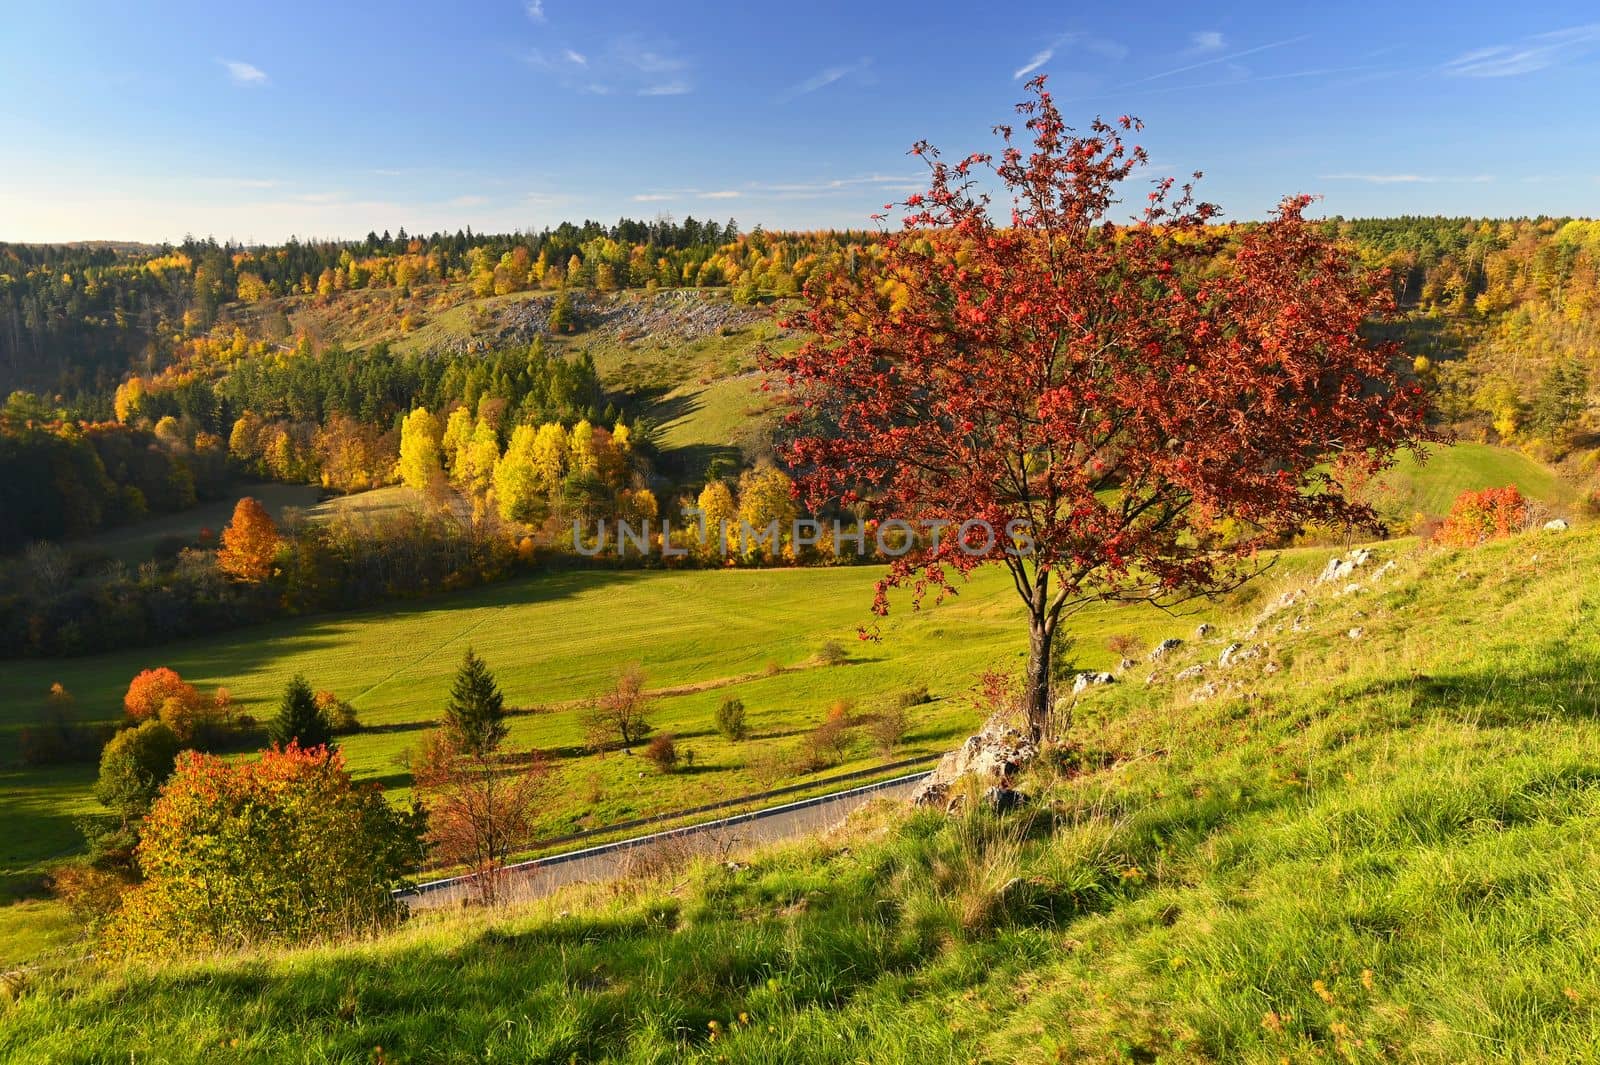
[1195,623,1213,638]
[1150,638,1184,661]
[1219,643,1261,668]
[1072,671,1116,695]
[1175,664,1205,682]
[1545,518,1570,532]
[1347,627,1365,640]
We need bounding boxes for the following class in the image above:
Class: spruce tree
[270,674,333,750]
[445,648,508,756]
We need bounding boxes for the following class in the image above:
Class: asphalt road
[401,770,929,911]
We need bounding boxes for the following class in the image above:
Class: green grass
[0,555,1297,946]
[5,526,1600,1060]
[1363,440,1575,523]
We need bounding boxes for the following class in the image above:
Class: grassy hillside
[4,525,1596,1061]
[2,555,1311,949]
[285,284,791,479]
[1362,441,1577,524]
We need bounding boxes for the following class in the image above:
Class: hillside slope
[6,525,1600,1062]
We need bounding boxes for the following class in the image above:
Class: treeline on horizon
[0,216,878,400]
[6,213,1600,549]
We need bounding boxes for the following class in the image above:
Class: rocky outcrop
[910,711,1039,810]
[1318,547,1373,585]
[1072,671,1116,694]
[1546,518,1571,532]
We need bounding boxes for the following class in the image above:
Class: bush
[817,639,849,666]
[1436,485,1530,547]
[102,744,423,958]
[157,693,225,746]
[714,697,749,741]
[47,863,128,926]
[316,690,361,734]
[93,720,180,817]
[895,685,933,710]
[869,703,911,757]
[800,710,854,771]
[1106,633,1144,660]
[18,683,101,766]
[645,733,679,773]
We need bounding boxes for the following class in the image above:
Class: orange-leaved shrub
[102,743,422,958]
[1434,485,1529,548]
[122,667,200,724]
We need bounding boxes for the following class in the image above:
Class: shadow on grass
[1344,642,1600,727]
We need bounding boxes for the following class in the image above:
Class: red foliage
[1435,485,1529,547]
[765,78,1434,737]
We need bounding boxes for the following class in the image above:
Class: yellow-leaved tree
[696,480,737,557]
[737,464,796,562]
[396,408,444,492]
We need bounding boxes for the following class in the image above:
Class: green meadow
[6,526,1599,1061]
[1364,440,1576,523]
[2,552,1326,963]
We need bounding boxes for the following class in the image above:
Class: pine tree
[270,674,333,750]
[444,648,508,756]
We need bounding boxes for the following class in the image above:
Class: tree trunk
[1023,613,1053,743]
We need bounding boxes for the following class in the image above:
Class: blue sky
[3,1,1599,243]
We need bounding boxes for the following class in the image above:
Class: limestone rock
[1195,623,1213,638]
[1545,518,1570,532]
[1072,671,1116,695]
[1219,642,1261,668]
[1175,664,1205,682]
[910,711,1039,810]
[1149,638,1184,661]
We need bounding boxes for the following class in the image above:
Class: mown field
[1,551,1334,966]
[5,526,1598,1062]
[1363,439,1577,523]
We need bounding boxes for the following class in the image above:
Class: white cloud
[1190,31,1225,53]
[700,190,741,200]
[1119,34,1308,87]
[221,59,267,87]
[525,34,692,95]
[1014,33,1127,80]
[1014,48,1054,80]
[1443,23,1600,77]
[449,195,490,207]
[632,193,673,202]
[525,0,545,21]
[779,58,872,100]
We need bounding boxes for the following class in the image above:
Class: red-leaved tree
[766,78,1433,740]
